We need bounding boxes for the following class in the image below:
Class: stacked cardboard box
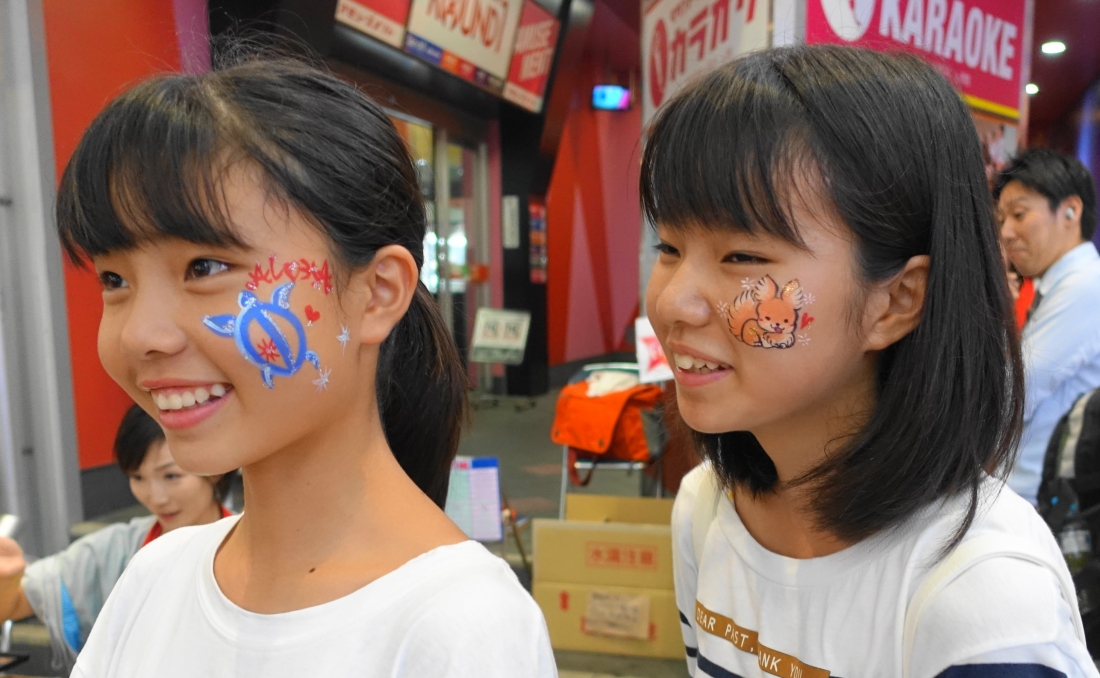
[532,495,684,659]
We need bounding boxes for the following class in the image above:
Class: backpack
[1038,387,1100,653]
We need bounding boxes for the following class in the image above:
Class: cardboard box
[564,494,675,525]
[534,581,685,660]
[533,519,675,589]
[534,494,675,590]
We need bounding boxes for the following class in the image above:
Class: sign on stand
[336,0,413,47]
[504,1,560,112]
[445,456,503,542]
[470,308,532,365]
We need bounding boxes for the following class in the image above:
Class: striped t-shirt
[672,466,1097,678]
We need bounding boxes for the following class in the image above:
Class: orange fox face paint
[721,275,815,348]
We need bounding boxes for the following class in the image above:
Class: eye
[765,316,771,320]
[186,258,230,280]
[99,271,128,291]
[723,252,763,264]
[164,473,181,481]
[654,242,679,256]
[128,474,143,482]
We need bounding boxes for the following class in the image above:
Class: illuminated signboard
[337,0,559,112]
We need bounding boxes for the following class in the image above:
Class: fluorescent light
[1041,41,1066,55]
[1026,83,1039,95]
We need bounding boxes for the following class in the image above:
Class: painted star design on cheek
[741,277,754,290]
[337,325,350,354]
[804,292,816,305]
[313,367,331,393]
[797,333,812,346]
[257,338,280,362]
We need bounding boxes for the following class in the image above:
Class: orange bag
[551,381,663,486]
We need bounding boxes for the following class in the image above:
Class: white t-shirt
[72,515,557,678]
[673,466,1098,678]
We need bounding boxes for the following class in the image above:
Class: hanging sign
[404,0,525,93]
[642,0,771,123]
[336,0,413,48]
[503,1,560,113]
[635,317,673,384]
[805,0,1028,120]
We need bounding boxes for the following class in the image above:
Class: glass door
[390,114,491,387]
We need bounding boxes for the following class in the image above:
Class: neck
[735,362,876,559]
[1038,239,1085,279]
[232,405,410,570]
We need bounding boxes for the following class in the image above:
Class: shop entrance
[390,112,493,390]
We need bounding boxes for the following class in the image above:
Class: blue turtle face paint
[203,282,322,389]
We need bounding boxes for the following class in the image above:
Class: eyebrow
[155,461,178,472]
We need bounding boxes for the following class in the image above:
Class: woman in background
[0,404,231,672]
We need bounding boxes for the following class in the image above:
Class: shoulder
[395,543,555,677]
[407,542,542,624]
[672,463,710,536]
[908,483,1093,677]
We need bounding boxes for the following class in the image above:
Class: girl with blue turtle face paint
[56,54,556,678]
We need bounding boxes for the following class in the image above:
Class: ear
[1058,195,1085,240]
[863,255,930,351]
[347,245,419,347]
[753,275,779,301]
[780,279,804,309]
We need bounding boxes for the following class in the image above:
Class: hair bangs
[57,77,246,265]
[640,61,817,247]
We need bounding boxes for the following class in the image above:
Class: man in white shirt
[996,149,1100,505]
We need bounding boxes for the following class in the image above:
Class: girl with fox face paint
[644,46,1094,677]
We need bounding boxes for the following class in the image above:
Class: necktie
[1025,290,1044,326]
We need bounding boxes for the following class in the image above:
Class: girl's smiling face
[646,190,879,447]
[93,165,395,475]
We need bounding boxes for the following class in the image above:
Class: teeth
[672,353,730,372]
[153,384,228,411]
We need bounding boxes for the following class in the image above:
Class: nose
[652,262,715,329]
[147,479,171,509]
[117,288,188,361]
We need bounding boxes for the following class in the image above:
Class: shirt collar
[1036,241,1100,296]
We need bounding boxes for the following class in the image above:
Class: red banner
[805,0,1028,120]
[503,1,559,113]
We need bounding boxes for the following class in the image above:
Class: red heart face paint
[305,305,321,326]
[723,275,814,349]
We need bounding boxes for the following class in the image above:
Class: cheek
[173,477,212,509]
[97,310,128,382]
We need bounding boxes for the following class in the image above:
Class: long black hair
[57,55,467,508]
[641,45,1023,549]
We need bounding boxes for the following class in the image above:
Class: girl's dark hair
[115,404,234,503]
[58,55,467,508]
[641,45,1023,549]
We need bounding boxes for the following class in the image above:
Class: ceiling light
[1041,41,1066,55]
[1026,83,1039,95]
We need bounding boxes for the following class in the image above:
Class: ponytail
[376,282,469,507]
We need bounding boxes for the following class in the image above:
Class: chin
[168,440,250,476]
[675,399,742,435]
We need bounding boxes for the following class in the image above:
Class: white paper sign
[584,590,651,640]
[470,308,531,365]
[635,317,673,384]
